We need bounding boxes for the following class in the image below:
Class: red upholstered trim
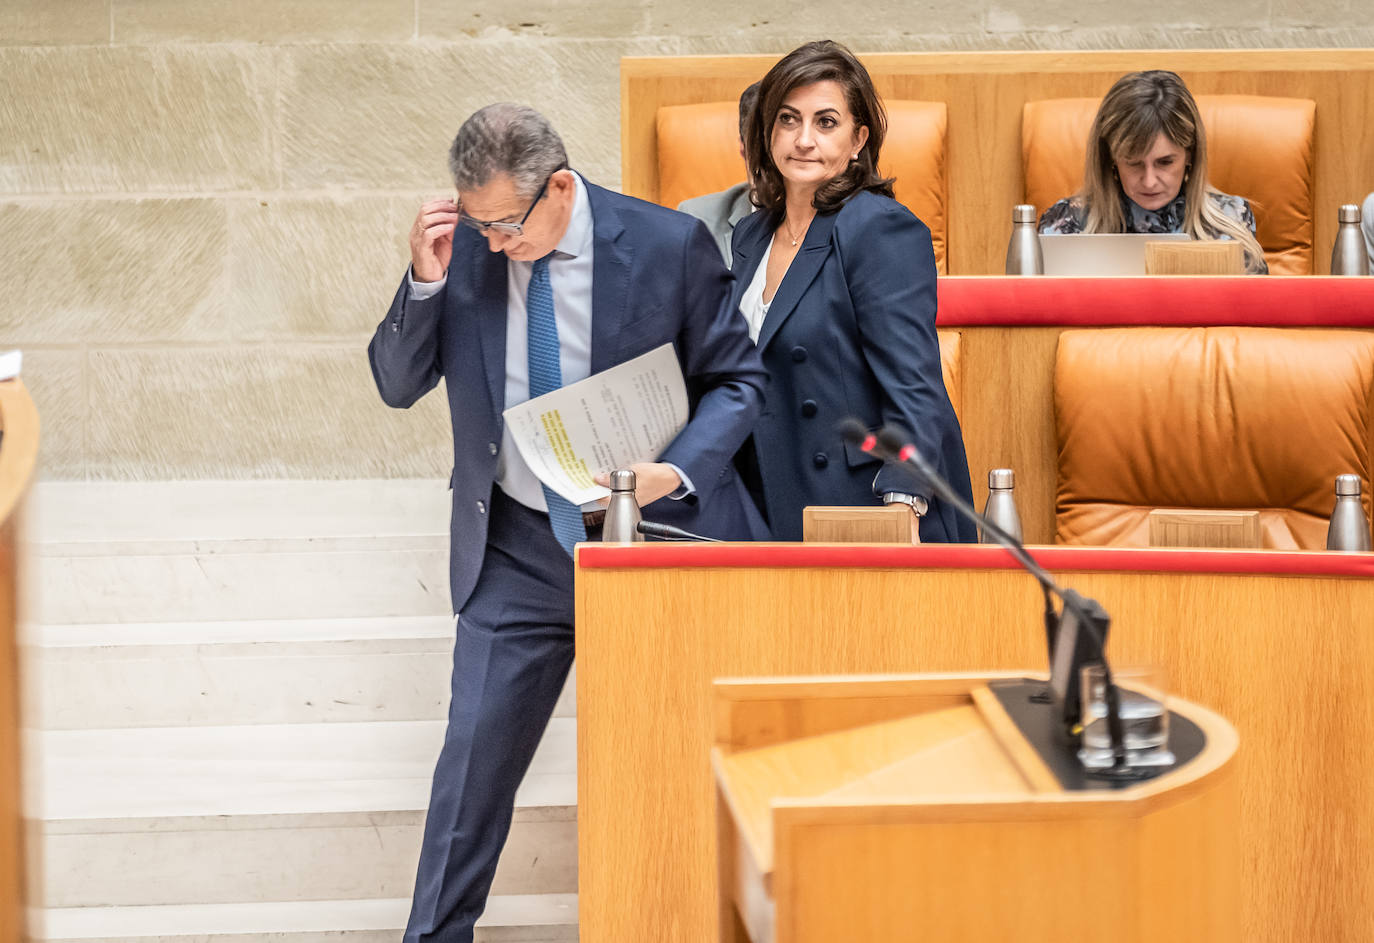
[577,542,1374,577]
[935,276,1374,327]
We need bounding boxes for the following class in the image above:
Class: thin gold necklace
[784,211,815,247]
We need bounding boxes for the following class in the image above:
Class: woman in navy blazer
[730,40,975,543]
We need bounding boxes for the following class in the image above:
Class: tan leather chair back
[656,99,949,271]
[937,329,961,424]
[657,102,746,212]
[1022,95,1316,275]
[1054,327,1374,549]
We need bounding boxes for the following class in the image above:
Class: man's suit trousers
[404,486,576,942]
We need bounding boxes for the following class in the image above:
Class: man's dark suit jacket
[729,190,976,543]
[370,177,771,612]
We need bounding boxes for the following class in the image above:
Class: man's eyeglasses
[457,169,560,237]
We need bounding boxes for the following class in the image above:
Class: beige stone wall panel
[87,347,451,478]
[0,46,276,193]
[227,194,416,342]
[645,1,983,39]
[16,349,85,480]
[418,0,650,40]
[537,42,632,187]
[1271,0,1360,28]
[985,0,1270,32]
[0,198,230,344]
[112,0,415,44]
[280,44,564,191]
[0,0,109,45]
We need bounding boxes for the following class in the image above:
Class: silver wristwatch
[882,492,928,517]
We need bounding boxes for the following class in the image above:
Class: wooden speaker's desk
[574,542,1374,943]
[712,673,1239,943]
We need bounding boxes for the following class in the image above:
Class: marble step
[26,480,451,547]
[25,480,453,625]
[23,616,578,728]
[30,719,577,909]
[30,893,578,942]
[28,539,452,625]
[24,615,454,729]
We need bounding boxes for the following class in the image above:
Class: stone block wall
[2,1,1369,479]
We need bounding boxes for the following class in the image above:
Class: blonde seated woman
[1038,70,1268,274]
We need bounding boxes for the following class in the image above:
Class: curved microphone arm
[839,419,1131,772]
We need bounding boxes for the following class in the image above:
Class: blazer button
[813,452,829,469]
[488,441,498,456]
[801,399,818,418]
[791,345,808,363]
[476,500,487,514]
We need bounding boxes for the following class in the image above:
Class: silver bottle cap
[1336,473,1362,497]
[610,469,637,492]
[988,468,1015,490]
[1012,204,1036,224]
[1339,204,1361,224]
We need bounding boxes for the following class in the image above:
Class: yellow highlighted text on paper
[541,410,596,488]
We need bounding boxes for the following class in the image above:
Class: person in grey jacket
[676,81,760,266]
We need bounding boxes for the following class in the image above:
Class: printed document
[503,344,687,506]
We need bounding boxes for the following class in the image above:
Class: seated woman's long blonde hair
[1078,70,1266,273]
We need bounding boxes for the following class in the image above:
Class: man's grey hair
[448,103,568,198]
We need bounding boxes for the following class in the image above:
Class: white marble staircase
[20,481,577,942]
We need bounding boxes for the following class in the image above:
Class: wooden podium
[711,674,1239,943]
[574,542,1374,943]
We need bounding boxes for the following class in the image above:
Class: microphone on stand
[636,520,723,542]
[838,419,1136,777]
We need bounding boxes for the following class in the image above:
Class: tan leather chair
[1054,327,1374,549]
[937,329,962,425]
[1022,95,1316,275]
[656,99,949,271]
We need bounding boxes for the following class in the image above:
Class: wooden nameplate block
[1148,508,1261,548]
[1145,240,1245,275]
[802,505,911,543]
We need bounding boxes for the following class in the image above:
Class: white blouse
[739,238,774,344]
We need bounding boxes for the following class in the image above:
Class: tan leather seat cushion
[656,99,949,271]
[1022,95,1316,275]
[1054,327,1374,549]
[937,328,961,424]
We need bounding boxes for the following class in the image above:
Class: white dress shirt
[739,238,773,343]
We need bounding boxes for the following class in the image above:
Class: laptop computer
[1039,232,1191,276]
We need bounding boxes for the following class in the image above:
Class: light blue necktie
[526,254,587,556]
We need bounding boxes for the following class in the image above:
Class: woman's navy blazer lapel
[732,210,839,353]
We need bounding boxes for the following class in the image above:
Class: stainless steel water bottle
[1005,205,1044,276]
[980,468,1023,544]
[1331,204,1371,276]
[603,468,643,543]
[1326,474,1371,551]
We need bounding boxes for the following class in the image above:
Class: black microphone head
[837,417,872,447]
[875,427,907,455]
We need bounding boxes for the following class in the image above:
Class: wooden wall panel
[0,379,39,943]
[577,554,1374,943]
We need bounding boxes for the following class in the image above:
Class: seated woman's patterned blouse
[1038,189,1268,274]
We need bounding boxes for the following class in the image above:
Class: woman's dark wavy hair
[745,40,894,217]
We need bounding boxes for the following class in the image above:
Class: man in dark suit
[368,103,768,942]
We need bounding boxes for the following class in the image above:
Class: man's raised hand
[410,197,458,283]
